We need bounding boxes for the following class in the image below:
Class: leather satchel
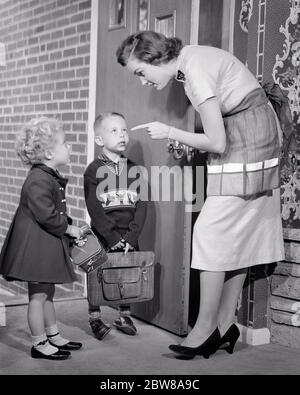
[87,251,155,306]
[70,225,108,274]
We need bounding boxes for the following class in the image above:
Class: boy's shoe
[90,318,111,340]
[114,316,137,336]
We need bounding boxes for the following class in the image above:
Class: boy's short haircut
[16,116,63,165]
[93,112,125,134]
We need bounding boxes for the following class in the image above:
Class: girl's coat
[0,164,77,283]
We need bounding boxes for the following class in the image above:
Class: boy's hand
[124,242,134,254]
[110,240,125,251]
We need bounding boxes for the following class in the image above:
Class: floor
[0,298,300,375]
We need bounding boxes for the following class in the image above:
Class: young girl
[0,117,83,360]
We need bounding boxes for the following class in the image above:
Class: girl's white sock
[32,333,58,355]
[45,324,69,346]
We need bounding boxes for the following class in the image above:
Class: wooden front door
[95,0,197,335]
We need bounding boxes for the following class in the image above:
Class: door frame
[222,0,235,53]
[85,0,201,302]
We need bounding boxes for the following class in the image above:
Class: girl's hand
[131,122,171,140]
[75,237,87,247]
[66,225,83,239]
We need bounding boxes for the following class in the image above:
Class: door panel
[96,0,194,335]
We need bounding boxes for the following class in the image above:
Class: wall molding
[86,0,99,230]
[222,0,235,53]
[237,324,271,345]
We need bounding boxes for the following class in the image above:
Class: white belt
[207,157,279,174]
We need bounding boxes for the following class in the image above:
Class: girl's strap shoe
[31,346,70,360]
[48,340,83,351]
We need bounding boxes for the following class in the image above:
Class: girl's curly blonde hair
[16,117,63,165]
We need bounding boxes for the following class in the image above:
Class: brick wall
[270,242,300,347]
[0,0,92,295]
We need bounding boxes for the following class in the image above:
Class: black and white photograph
[0,0,300,381]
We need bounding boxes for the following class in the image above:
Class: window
[109,0,126,30]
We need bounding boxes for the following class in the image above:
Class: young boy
[84,112,147,339]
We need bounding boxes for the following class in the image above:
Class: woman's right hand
[131,121,171,140]
[66,225,83,239]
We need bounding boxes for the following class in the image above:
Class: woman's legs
[179,268,248,347]
[181,270,225,347]
[217,268,248,337]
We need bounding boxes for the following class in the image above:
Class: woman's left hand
[131,122,171,140]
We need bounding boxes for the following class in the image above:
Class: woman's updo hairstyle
[116,30,182,66]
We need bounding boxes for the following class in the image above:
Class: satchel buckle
[142,269,147,281]
[118,281,125,298]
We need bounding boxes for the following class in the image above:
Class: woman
[116,31,285,359]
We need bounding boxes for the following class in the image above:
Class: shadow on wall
[143,79,190,126]
[165,80,190,120]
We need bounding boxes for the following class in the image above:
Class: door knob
[167,139,195,161]
[167,139,185,159]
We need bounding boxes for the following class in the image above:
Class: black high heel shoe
[219,324,240,354]
[169,328,221,360]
